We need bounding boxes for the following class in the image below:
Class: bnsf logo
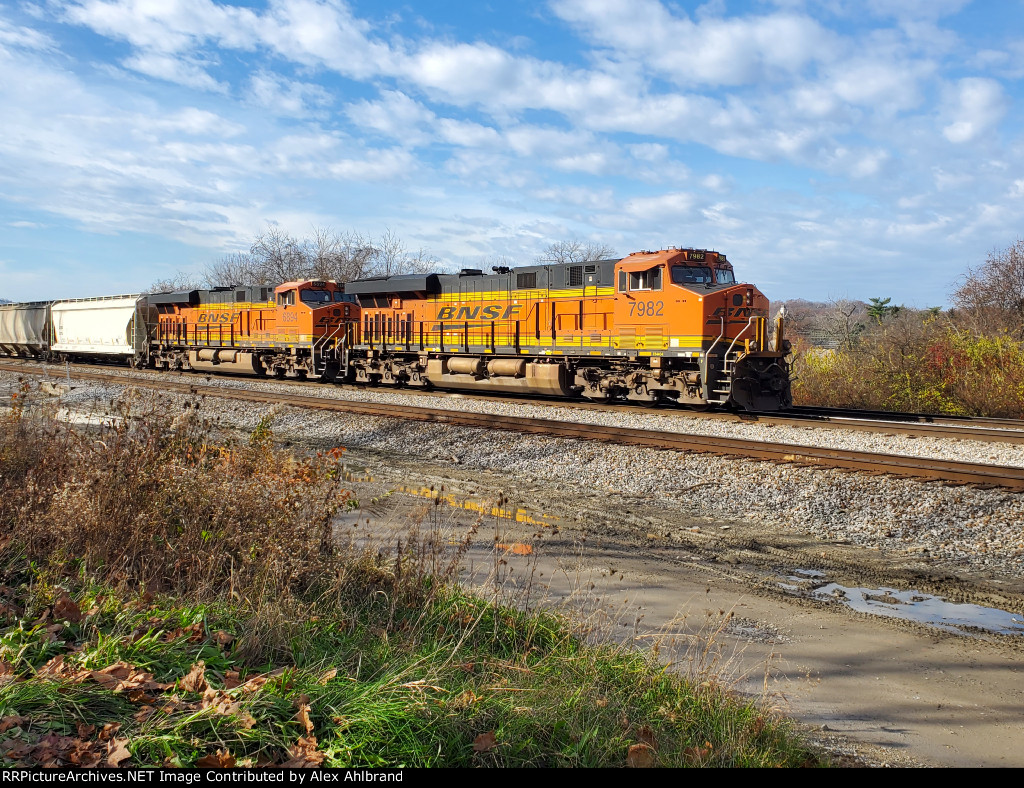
[706,306,768,323]
[198,312,241,324]
[435,305,522,320]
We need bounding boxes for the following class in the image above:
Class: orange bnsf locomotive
[0,248,791,411]
[147,280,358,379]
[346,248,791,411]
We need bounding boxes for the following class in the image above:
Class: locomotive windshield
[671,265,713,285]
[715,268,735,284]
[299,289,333,305]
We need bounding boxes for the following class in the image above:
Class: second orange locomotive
[148,279,357,380]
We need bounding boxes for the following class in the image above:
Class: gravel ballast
[13,364,1024,467]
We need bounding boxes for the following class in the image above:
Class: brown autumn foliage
[789,242,1024,417]
[951,238,1024,341]
[0,388,441,657]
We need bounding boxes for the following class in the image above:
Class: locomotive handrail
[723,316,757,360]
[700,315,726,382]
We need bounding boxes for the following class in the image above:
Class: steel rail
[5,362,1024,491]
[4,358,1024,445]
[785,405,1024,431]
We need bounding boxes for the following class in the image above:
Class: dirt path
[334,447,1024,768]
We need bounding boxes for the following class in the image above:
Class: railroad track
[785,405,1024,431]
[4,361,1024,491]
[3,358,1024,445]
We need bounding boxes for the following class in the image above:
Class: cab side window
[277,291,296,306]
[628,267,662,291]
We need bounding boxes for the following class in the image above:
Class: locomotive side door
[613,261,667,351]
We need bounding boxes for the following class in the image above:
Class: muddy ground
[324,444,1024,768]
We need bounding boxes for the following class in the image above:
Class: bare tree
[249,226,309,284]
[195,226,440,289]
[202,252,265,287]
[307,227,377,283]
[815,298,867,351]
[368,228,439,278]
[951,239,1024,339]
[537,239,618,264]
[145,272,204,294]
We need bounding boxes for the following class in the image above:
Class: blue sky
[1,0,1023,306]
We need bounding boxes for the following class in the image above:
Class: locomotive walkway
[5,361,1024,491]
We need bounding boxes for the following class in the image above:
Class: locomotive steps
[4,361,1024,492]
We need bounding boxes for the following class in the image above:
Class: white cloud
[247,71,332,117]
[121,51,227,91]
[345,90,435,143]
[532,186,615,211]
[551,0,840,87]
[628,143,668,162]
[942,77,1007,143]
[436,119,502,148]
[0,15,56,51]
[863,0,972,22]
[623,192,694,220]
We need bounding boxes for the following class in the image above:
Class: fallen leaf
[3,739,33,759]
[212,630,234,648]
[76,722,95,738]
[223,671,242,689]
[236,711,257,730]
[626,743,656,768]
[637,725,658,750]
[196,750,236,768]
[317,668,337,685]
[281,736,325,768]
[40,624,63,643]
[105,732,131,765]
[496,543,533,555]
[0,716,25,733]
[126,689,158,704]
[91,662,132,691]
[68,740,102,768]
[179,661,207,693]
[106,738,131,767]
[36,654,69,678]
[296,703,314,736]
[472,732,497,754]
[133,706,156,724]
[595,697,608,708]
[682,745,712,765]
[53,592,83,624]
[97,723,121,742]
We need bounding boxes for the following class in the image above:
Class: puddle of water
[779,570,1024,636]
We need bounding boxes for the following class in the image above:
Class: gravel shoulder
[5,369,1024,767]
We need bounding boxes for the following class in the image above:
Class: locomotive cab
[611,248,791,410]
[274,280,359,379]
